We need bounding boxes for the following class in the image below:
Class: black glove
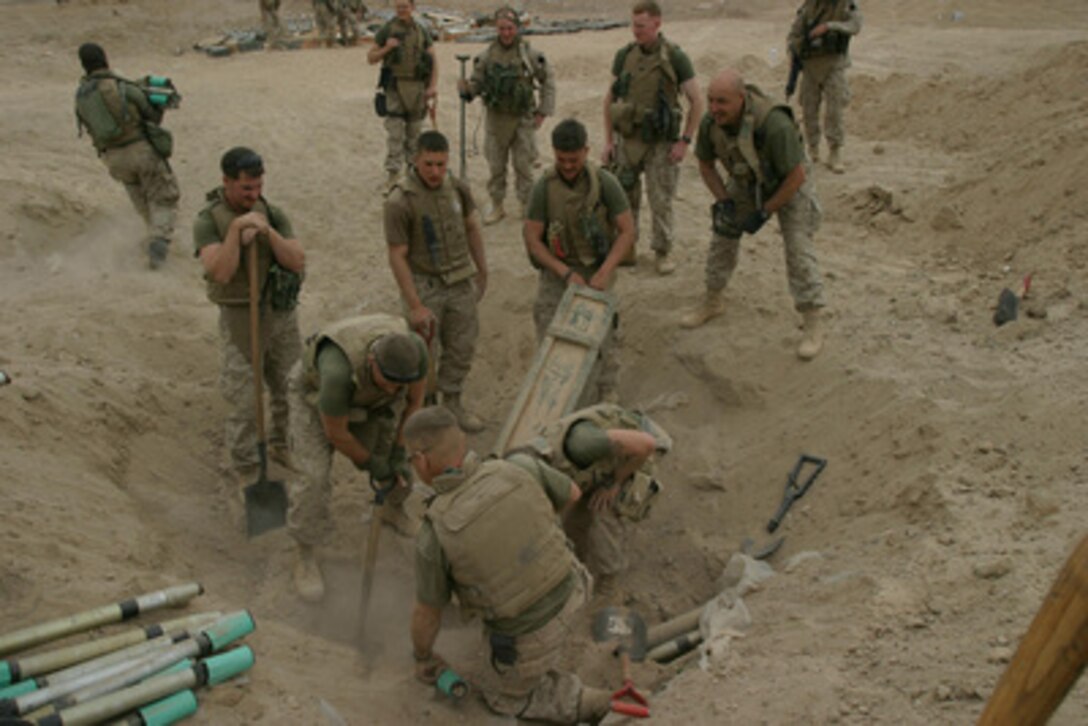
[740,209,770,234]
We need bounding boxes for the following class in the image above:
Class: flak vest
[301,314,424,413]
[528,404,647,491]
[385,19,428,81]
[479,40,537,116]
[390,173,474,284]
[201,188,276,306]
[611,36,680,142]
[798,0,855,58]
[706,85,801,205]
[542,162,614,268]
[426,454,575,623]
[74,71,145,151]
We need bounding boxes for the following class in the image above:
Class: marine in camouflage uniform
[406,406,613,723]
[259,0,284,46]
[286,313,428,601]
[787,0,863,173]
[193,147,306,483]
[335,0,365,46]
[368,0,437,180]
[74,43,179,269]
[682,69,827,360]
[312,0,337,47]
[523,120,635,403]
[602,1,703,275]
[385,131,488,433]
[458,6,555,224]
[521,404,671,590]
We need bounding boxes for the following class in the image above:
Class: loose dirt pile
[1,0,1085,723]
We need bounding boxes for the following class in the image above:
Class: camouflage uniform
[465,37,555,209]
[787,0,863,154]
[526,163,630,398]
[259,0,283,44]
[287,315,425,544]
[416,452,595,722]
[384,169,480,398]
[607,34,695,257]
[312,0,337,46]
[335,0,362,45]
[375,16,433,175]
[192,189,302,477]
[695,85,825,310]
[75,69,179,255]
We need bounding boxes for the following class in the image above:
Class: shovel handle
[246,243,267,447]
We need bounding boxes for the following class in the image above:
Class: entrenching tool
[357,478,398,649]
[243,243,288,538]
[591,607,650,719]
[978,533,1088,725]
[767,453,827,533]
[0,584,203,660]
[456,54,469,180]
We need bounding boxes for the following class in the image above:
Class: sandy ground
[1,0,1086,723]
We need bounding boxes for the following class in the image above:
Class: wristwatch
[680,134,692,144]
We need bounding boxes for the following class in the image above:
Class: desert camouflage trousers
[564,495,626,578]
[313,0,336,44]
[614,137,678,255]
[404,274,478,396]
[484,111,536,208]
[383,115,424,175]
[285,361,406,546]
[704,183,826,311]
[217,304,301,475]
[532,268,619,399]
[474,565,592,722]
[800,55,852,150]
[102,140,179,246]
[335,3,359,43]
[259,0,283,42]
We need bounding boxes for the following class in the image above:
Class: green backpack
[75,76,128,150]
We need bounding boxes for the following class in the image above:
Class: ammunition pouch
[488,632,518,671]
[374,91,388,117]
[266,261,303,312]
[608,99,636,138]
[712,199,742,238]
[615,471,661,522]
[581,213,609,264]
[641,89,679,143]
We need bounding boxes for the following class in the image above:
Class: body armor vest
[302,314,420,412]
[202,188,276,306]
[391,172,474,283]
[543,162,614,268]
[426,455,575,623]
[529,404,647,491]
[384,19,428,81]
[798,0,854,59]
[610,36,680,142]
[480,40,536,116]
[706,85,800,203]
[75,71,144,151]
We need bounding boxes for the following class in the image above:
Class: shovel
[243,241,288,538]
[591,606,650,719]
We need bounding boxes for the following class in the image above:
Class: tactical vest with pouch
[540,162,614,269]
[390,172,475,284]
[479,40,537,116]
[202,188,276,306]
[426,455,576,623]
[302,314,424,416]
[609,36,681,143]
[706,85,801,206]
[75,71,145,152]
[384,19,430,81]
[798,0,855,59]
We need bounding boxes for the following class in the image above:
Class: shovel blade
[591,606,648,661]
[244,477,288,538]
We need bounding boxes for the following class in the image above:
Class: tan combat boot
[797,308,826,360]
[654,252,676,276]
[482,202,505,226]
[680,290,725,329]
[293,543,325,603]
[443,393,485,433]
[827,147,845,174]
